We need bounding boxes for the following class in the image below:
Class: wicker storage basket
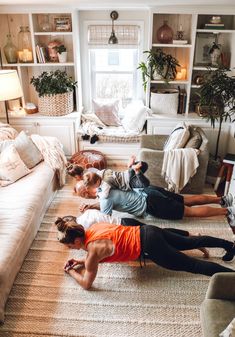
[38,91,73,116]
[150,89,179,115]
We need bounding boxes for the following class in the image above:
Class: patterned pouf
[69,150,107,170]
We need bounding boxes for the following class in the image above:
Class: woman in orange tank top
[55,216,235,290]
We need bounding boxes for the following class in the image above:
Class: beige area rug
[0,178,234,337]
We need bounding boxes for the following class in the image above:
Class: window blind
[88,25,140,45]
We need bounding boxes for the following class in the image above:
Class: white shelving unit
[0,12,80,111]
[146,12,195,116]
[146,11,235,117]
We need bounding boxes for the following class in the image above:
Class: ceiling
[0,0,234,7]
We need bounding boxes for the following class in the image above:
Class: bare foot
[196,232,210,258]
[189,231,210,258]
[132,162,142,174]
[127,155,136,168]
[199,247,210,259]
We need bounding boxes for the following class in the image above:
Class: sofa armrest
[138,148,166,188]
[140,135,168,150]
[206,273,235,300]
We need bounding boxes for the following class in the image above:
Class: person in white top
[76,209,209,258]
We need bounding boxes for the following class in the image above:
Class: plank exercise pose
[55,216,235,290]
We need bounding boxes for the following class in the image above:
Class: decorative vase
[157,20,173,44]
[18,26,33,63]
[58,51,67,63]
[3,34,18,63]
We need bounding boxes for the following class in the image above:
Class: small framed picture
[54,17,71,32]
[194,33,215,65]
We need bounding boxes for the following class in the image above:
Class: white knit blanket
[31,134,67,187]
[0,122,18,140]
[161,148,199,193]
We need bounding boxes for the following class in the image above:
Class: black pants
[129,161,150,189]
[139,224,234,276]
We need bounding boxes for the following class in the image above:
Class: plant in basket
[30,70,77,116]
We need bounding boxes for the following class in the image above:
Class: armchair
[200,272,235,337]
[138,126,209,194]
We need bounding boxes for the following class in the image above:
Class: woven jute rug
[0,178,234,337]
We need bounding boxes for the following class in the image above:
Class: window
[87,24,141,108]
[89,48,138,106]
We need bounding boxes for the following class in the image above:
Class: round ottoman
[70,150,107,170]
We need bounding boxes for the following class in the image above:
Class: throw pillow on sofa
[0,145,31,187]
[184,126,202,149]
[164,122,190,151]
[121,101,151,133]
[93,99,121,127]
[0,131,43,169]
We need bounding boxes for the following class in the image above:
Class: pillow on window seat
[164,122,190,151]
[0,145,31,187]
[93,99,121,127]
[121,101,151,133]
[81,113,107,127]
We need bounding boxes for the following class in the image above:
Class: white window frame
[83,20,144,111]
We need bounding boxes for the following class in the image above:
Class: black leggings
[140,224,234,276]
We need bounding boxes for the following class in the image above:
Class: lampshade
[0,70,23,101]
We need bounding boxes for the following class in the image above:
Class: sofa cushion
[0,162,55,322]
[0,145,31,186]
[201,299,235,337]
[164,122,190,151]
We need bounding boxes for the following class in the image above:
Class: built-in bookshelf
[147,11,235,116]
[0,12,79,110]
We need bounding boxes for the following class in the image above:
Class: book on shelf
[35,45,49,63]
[177,87,187,114]
[223,153,235,165]
[204,23,225,29]
[173,40,188,45]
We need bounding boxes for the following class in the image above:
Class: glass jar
[18,26,33,63]
[3,34,18,63]
[157,20,173,44]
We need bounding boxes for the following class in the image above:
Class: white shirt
[76,209,121,230]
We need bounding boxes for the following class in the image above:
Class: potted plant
[196,67,235,182]
[30,70,77,116]
[138,48,180,91]
[197,68,235,161]
[53,44,67,63]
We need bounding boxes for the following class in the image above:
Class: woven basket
[38,91,73,116]
[150,89,179,115]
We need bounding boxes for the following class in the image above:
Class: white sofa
[0,161,58,323]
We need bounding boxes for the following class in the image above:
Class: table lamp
[0,70,23,124]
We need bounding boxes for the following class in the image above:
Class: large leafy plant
[138,48,180,91]
[197,68,235,160]
[30,70,77,97]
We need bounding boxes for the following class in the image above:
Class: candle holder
[18,26,33,63]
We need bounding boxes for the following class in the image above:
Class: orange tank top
[84,222,141,263]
